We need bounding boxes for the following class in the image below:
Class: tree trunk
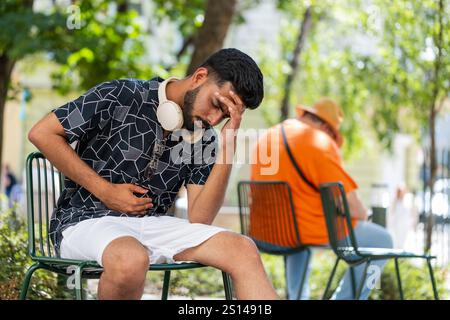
[425,0,444,253]
[186,0,237,75]
[0,0,32,183]
[117,0,128,13]
[280,7,313,121]
[0,54,16,180]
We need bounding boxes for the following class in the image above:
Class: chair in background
[20,152,233,300]
[237,180,335,299]
[319,182,439,300]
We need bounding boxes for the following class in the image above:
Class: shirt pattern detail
[50,77,217,253]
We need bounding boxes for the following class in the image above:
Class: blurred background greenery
[1,0,449,299]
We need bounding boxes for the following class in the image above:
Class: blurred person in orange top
[251,98,393,300]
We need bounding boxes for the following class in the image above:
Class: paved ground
[86,279,221,300]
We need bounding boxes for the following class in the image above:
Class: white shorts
[60,215,227,266]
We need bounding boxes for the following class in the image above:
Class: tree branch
[280,6,313,121]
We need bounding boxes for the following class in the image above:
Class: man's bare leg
[98,236,149,300]
[174,231,278,299]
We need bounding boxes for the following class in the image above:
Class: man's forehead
[209,80,235,94]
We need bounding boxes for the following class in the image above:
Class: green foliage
[260,254,287,297]
[0,1,67,59]
[146,267,227,299]
[270,251,448,300]
[0,0,154,95]
[258,0,449,156]
[1,0,260,94]
[355,0,450,146]
[152,0,206,39]
[257,0,368,158]
[257,44,287,127]
[370,258,448,300]
[152,0,260,38]
[0,207,61,300]
[151,0,259,70]
[50,1,152,93]
[295,46,369,157]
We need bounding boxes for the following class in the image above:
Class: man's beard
[182,86,208,131]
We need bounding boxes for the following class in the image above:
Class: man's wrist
[91,179,112,201]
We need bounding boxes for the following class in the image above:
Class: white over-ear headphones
[157,77,203,144]
[157,77,183,132]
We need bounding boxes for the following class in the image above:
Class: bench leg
[222,272,233,300]
[20,263,42,300]
[74,265,84,300]
[162,271,171,300]
[427,258,439,300]
[322,257,340,300]
[355,259,370,300]
[394,258,404,300]
[350,267,356,298]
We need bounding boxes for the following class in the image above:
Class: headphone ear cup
[157,101,184,131]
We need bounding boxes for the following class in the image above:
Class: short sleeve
[185,128,218,185]
[312,149,358,194]
[52,81,119,144]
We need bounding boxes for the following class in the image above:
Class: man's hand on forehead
[215,90,245,134]
[214,90,245,115]
[212,94,230,118]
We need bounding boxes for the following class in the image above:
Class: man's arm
[187,90,244,224]
[346,190,368,221]
[29,113,110,202]
[186,163,232,225]
[28,112,152,214]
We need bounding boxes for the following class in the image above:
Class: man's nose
[207,109,223,126]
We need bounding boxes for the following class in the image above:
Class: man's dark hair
[199,48,264,110]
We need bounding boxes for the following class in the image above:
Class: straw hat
[295,98,344,147]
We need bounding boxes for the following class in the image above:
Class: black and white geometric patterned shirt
[50,77,218,254]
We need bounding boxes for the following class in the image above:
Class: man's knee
[219,232,261,262]
[369,223,394,249]
[237,234,260,258]
[199,232,261,277]
[102,236,149,285]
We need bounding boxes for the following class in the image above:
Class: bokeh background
[1,0,449,299]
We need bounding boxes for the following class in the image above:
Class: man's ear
[190,67,209,88]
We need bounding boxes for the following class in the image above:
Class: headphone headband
[158,77,180,104]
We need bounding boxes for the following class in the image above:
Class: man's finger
[134,203,153,212]
[128,202,152,213]
[217,94,234,110]
[216,92,243,118]
[130,184,149,194]
[129,210,147,216]
[227,103,242,123]
[135,197,153,205]
[218,95,240,120]
[229,90,245,113]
